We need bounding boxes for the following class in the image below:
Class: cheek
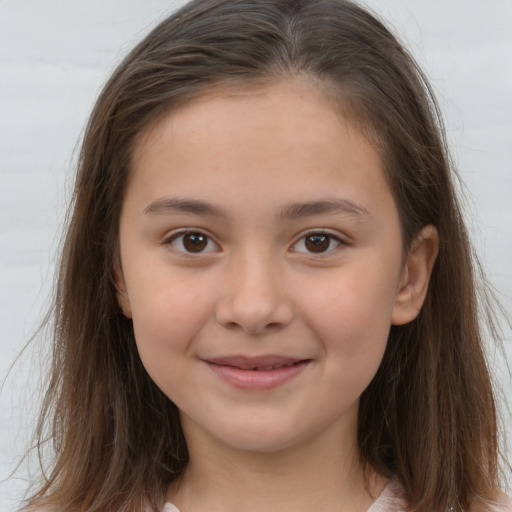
[300,260,397,379]
[306,260,397,329]
[130,284,214,401]
[129,274,214,364]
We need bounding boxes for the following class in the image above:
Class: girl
[23,0,511,511]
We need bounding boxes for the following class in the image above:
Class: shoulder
[471,492,512,512]
[27,504,180,512]
[25,503,181,512]
[20,507,54,512]
[369,481,512,512]
[485,493,512,512]
[162,503,181,512]
[367,480,407,512]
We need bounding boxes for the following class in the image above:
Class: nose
[215,252,294,335]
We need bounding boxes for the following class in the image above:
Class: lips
[204,355,307,371]
[203,355,311,390]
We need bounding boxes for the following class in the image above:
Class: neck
[167,411,387,512]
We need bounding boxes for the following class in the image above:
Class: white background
[1,0,511,509]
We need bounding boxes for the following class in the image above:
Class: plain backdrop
[1,0,511,508]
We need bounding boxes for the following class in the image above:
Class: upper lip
[203,355,310,371]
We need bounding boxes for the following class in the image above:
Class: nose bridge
[215,245,293,334]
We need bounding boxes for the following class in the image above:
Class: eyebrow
[143,196,369,219]
[280,198,369,220]
[143,197,225,217]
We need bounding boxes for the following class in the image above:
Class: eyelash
[163,229,220,256]
[290,230,346,256]
[164,228,347,257]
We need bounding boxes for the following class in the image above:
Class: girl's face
[116,79,434,455]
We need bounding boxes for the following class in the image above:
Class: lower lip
[205,361,310,390]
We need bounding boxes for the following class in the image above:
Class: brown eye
[305,234,331,253]
[183,233,208,252]
[292,232,342,254]
[169,231,218,254]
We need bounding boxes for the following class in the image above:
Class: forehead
[126,78,395,225]
[133,76,382,162]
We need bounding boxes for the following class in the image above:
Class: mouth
[204,355,310,371]
[202,355,312,389]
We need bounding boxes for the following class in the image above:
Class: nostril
[215,291,294,334]
[222,320,280,333]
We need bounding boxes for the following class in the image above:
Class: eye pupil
[305,235,330,253]
[183,233,208,252]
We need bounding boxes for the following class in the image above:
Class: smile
[203,356,312,390]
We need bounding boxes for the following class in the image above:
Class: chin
[219,432,302,454]
[199,415,323,456]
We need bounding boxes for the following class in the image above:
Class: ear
[113,260,132,319]
[391,225,439,325]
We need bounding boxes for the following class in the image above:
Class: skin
[116,79,438,512]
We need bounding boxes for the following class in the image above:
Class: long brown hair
[27,0,506,510]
